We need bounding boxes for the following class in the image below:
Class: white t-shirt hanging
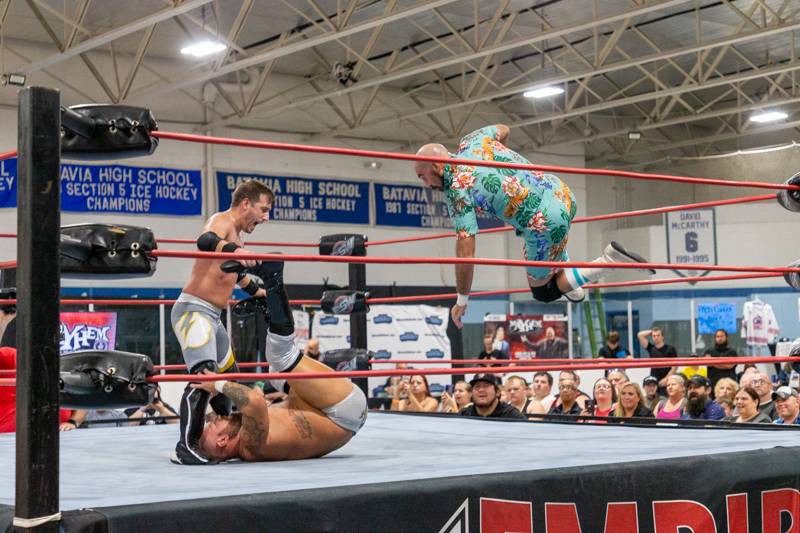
[741,300,780,346]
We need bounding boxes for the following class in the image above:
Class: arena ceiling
[1,0,799,163]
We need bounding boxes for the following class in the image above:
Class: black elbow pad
[197,231,222,252]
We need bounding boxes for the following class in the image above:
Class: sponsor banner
[59,312,117,354]
[216,171,369,224]
[484,313,569,363]
[311,305,451,396]
[0,158,201,215]
[375,183,503,229]
[368,305,451,396]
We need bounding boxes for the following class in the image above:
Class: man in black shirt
[637,326,677,394]
[704,329,737,389]
[548,377,582,415]
[477,335,508,367]
[458,374,526,419]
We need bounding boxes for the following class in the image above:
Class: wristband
[243,278,260,296]
[66,419,78,427]
[456,294,469,306]
[214,380,227,395]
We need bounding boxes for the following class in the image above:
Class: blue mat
[0,412,797,509]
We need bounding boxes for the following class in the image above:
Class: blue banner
[697,302,737,334]
[217,171,369,225]
[375,183,503,229]
[0,158,201,215]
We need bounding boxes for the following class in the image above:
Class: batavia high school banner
[0,158,201,215]
[374,183,504,229]
[217,171,369,224]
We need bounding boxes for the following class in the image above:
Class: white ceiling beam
[319,15,800,137]
[17,0,216,74]
[510,60,800,129]
[205,0,696,129]
[134,0,463,98]
[545,94,800,148]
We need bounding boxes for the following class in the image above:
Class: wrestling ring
[0,89,798,532]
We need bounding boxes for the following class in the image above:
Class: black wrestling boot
[171,384,216,465]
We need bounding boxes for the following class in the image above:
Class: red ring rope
[1,356,796,386]
[150,131,800,192]
[0,150,16,161]
[148,249,800,275]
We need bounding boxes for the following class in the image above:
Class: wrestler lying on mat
[187,263,367,463]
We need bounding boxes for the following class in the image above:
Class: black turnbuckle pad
[320,348,372,372]
[59,350,155,409]
[320,290,369,314]
[60,104,158,161]
[777,172,800,213]
[60,223,157,276]
[319,234,367,256]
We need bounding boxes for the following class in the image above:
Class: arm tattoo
[288,408,313,439]
[240,415,268,450]
[222,382,252,410]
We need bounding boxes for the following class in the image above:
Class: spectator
[303,338,321,360]
[505,376,532,413]
[612,383,654,419]
[458,374,526,419]
[1,346,71,433]
[737,364,759,385]
[525,327,568,358]
[655,374,686,420]
[772,386,800,425]
[549,378,582,416]
[704,329,737,388]
[552,370,589,410]
[582,377,616,420]
[678,357,708,382]
[491,327,510,358]
[391,375,438,412]
[598,331,631,359]
[717,397,734,418]
[606,369,630,396]
[724,387,771,424]
[125,386,179,425]
[478,334,507,366]
[681,375,725,421]
[641,375,662,411]
[750,372,778,421]
[0,288,16,348]
[637,327,677,393]
[60,409,132,430]
[530,371,556,412]
[440,381,472,413]
[713,377,738,403]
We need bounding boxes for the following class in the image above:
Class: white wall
[0,110,587,293]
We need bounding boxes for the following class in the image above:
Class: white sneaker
[563,287,585,303]
[601,241,656,274]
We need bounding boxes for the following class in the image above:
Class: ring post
[14,87,62,532]
[349,262,368,396]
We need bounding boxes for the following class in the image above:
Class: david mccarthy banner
[60,312,118,354]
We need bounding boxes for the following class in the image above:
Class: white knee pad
[266,331,302,372]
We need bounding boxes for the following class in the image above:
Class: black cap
[643,375,658,386]
[688,374,710,388]
[470,373,500,387]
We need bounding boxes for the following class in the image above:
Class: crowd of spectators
[371,320,799,426]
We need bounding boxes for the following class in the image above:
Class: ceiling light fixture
[749,110,788,123]
[523,86,564,99]
[180,41,227,58]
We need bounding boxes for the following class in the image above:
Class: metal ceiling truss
[7,0,800,160]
